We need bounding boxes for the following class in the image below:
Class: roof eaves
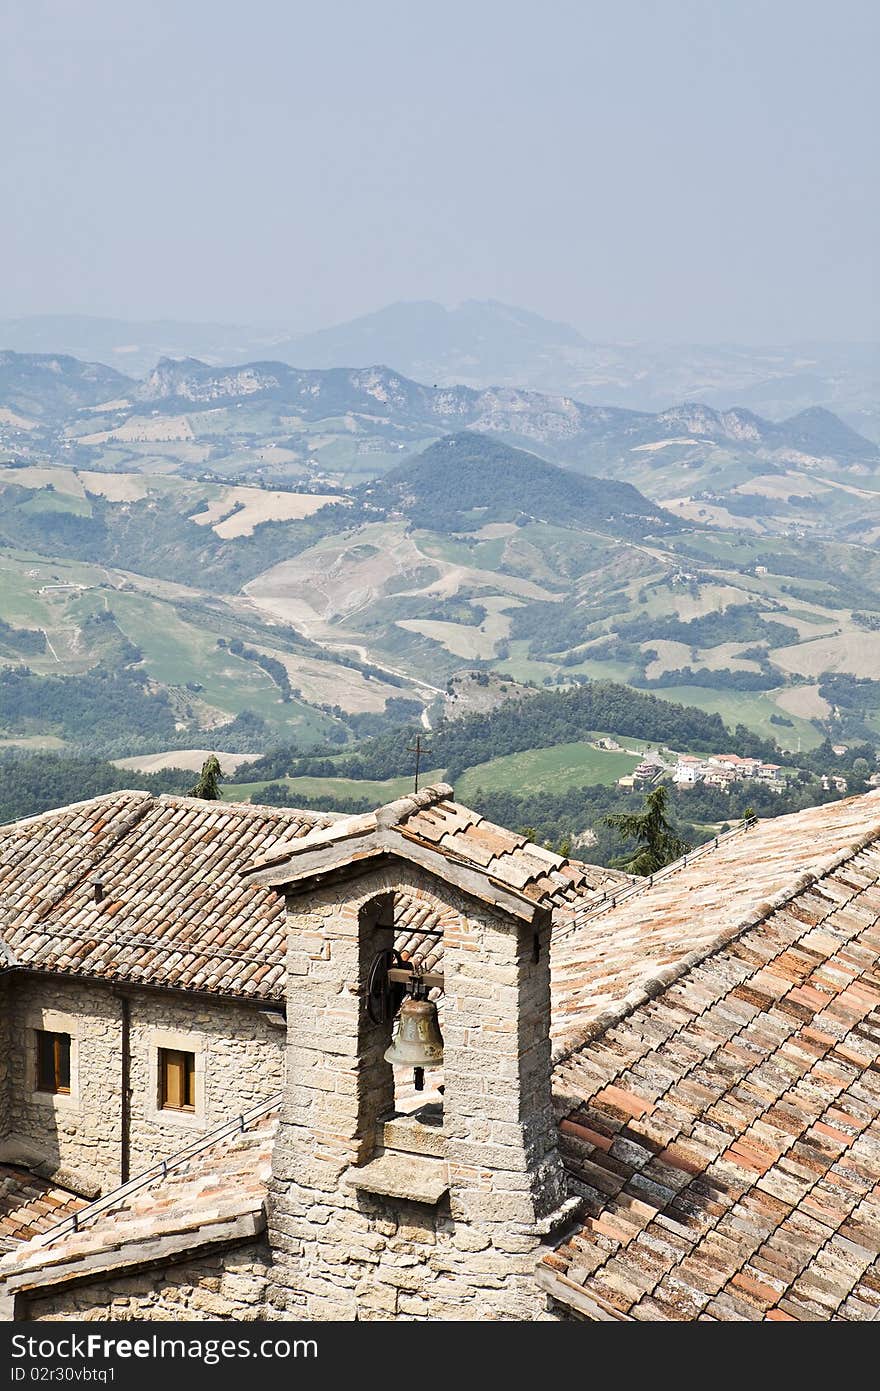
[0,1210,266,1296]
[245,824,548,924]
[535,1263,633,1321]
[246,812,379,873]
[243,830,388,887]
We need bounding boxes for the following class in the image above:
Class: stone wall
[2,977,284,1191]
[20,1241,270,1321]
[267,864,568,1321]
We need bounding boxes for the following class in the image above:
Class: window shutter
[55,1034,71,1092]
[164,1051,185,1109]
[36,1030,71,1093]
[36,1032,54,1091]
[160,1049,195,1109]
[184,1051,196,1109]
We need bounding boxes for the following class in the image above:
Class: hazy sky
[2,0,877,341]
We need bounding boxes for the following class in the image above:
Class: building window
[158,1048,196,1111]
[35,1030,71,1095]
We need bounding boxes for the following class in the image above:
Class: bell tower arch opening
[364,887,447,1122]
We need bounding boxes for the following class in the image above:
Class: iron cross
[407,735,432,793]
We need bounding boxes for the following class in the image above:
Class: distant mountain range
[1,350,878,553]
[1,350,875,471]
[2,303,877,436]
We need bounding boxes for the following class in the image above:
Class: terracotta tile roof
[398,794,629,910]
[0,791,337,1000]
[2,784,604,1001]
[550,792,880,1053]
[544,824,880,1321]
[0,1106,278,1292]
[247,783,631,921]
[0,1168,88,1254]
[8,790,880,1319]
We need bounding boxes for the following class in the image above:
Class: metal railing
[553,816,758,947]
[30,1092,283,1248]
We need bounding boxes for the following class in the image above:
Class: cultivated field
[650,684,824,749]
[225,770,444,806]
[190,487,343,537]
[113,750,263,775]
[454,741,641,800]
[76,415,195,445]
[661,498,767,533]
[774,684,833,721]
[772,632,880,680]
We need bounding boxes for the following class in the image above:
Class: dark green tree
[603,785,691,876]
[189,755,223,801]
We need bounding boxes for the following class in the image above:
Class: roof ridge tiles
[376,782,455,829]
[0,789,154,834]
[551,828,880,1072]
[154,794,336,825]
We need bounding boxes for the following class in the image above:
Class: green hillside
[367,431,676,537]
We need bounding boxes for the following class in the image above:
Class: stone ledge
[531,1192,584,1236]
[344,1152,449,1205]
[381,1107,446,1159]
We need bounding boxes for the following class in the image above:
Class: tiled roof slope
[0,1108,277,1293]
[0,792,336,1000]
[249,783,631,915]
[550,792,880,1051]
[544,832,880,1321]
[0,1169,88,1254]
[0,784,625,1001]
[398,793,630,910]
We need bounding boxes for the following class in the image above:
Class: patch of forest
[0,665,275,758]
[0,751,190,825]
[364,432,677,538]
[0,616,47,657]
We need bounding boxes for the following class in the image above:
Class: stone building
[2,784,880,1321]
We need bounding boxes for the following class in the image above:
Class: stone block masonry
[1,977,284,1192]
[20,1241,271,1321]
[267,863,570,1321]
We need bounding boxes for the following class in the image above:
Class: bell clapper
[414,1066,425,1092]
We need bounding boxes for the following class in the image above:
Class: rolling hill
[0,341,879,775]
[363,432,676,536]
[2,353,877,544]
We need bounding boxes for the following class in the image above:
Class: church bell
[384,995,444,1070]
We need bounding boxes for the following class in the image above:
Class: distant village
[595,737,855,796]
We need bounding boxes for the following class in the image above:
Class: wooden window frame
[35,1029,71,1095]
[158,1047,196,1112]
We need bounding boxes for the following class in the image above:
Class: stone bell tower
[244,785,575,1321]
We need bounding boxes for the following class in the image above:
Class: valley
[0,347,878,846]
